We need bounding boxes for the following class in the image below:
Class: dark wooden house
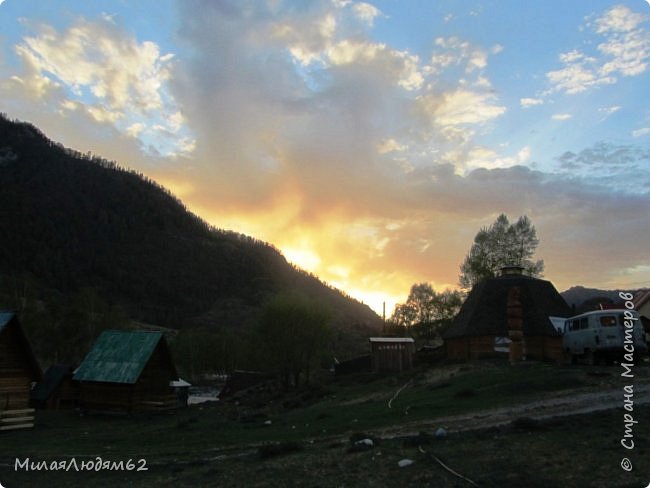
[0,312,42,430]
[443,267,571,362]
[31,364,77,409]
[369,337,415,373]
[73,330,178,413]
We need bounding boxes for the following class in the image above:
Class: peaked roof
[0,311,42,380]
[73,330,177,384]
[31,364,73,402]
[369,337,415,343]
[443,274,571,339]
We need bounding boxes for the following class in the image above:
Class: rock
[264,420,272,425]
[435,427,447,438]
[347,438,374,453]
[355,438,374,448]
[398,459,414,468]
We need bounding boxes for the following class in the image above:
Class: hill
[0,114,381,366]
[560,285,647,313]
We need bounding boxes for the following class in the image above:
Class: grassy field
[1,361,649,487]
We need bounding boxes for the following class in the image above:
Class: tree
[390,283,463,341]
[257,293,331,390]
[459,214,544,290]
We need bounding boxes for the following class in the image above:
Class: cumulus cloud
[547,5,650,95]
[546,50,616,94]
[464,146,531,171]
[418,88,506,128]
[8,17,193,158]
[352,2,382,26]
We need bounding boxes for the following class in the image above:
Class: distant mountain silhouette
[0,114,381,336]
[561,285,647,314]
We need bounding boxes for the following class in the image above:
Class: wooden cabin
[369,337,415,373]
[443,267,571,362]
[73,330,178,413]
[0,312,42,431]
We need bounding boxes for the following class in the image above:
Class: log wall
[0,323,34,412]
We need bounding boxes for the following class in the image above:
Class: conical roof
[443,274,571,339]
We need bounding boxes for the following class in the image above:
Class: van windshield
[600,315,617,327]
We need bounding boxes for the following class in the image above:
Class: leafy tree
[257,293,331,390]
[390,284,463,341]
[459,214,544,290]
[171,327,245,380]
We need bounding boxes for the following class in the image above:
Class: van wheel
[584,350,595,366]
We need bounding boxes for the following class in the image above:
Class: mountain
[560,285,647,314]
[0,115,381,359]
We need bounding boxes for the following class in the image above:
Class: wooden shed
[369,337,415,373]
[73,330,178,413]
[443,267,571,362]
[0,312,42,430]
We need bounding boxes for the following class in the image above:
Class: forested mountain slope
[0,115,380,338]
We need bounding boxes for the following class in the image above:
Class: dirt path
[377,380,650,438]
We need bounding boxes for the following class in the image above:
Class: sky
[1,0,649,316]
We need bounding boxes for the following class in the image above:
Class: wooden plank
[0,423,34,431]
[1,416,34,423]
[0,408,35,416]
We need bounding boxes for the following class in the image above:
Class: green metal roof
[73,330,165,384]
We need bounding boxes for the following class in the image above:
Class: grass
[1,361,649,487]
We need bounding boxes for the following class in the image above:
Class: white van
[563,309,648,365]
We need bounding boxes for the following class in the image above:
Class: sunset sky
[1,0,649,315]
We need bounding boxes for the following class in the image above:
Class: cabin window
[580,318,589,330]
[600,316,617,327]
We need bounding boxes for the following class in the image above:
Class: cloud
[546,50,616,94]
[547,5,650,95]
[593,5,647,34]
[598,105,621,119]
[7,17,194,158]
[464,145,531,171]
[429,37,494,75]
[2,0,649,312]
[552,113,572,121]
[417,88,506,128]
[632,127,650,137]
[520,97,543,108]
[554,142,650,192]
[107,2,650,305]
[557,142,650,168]
[352,2,382,26]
